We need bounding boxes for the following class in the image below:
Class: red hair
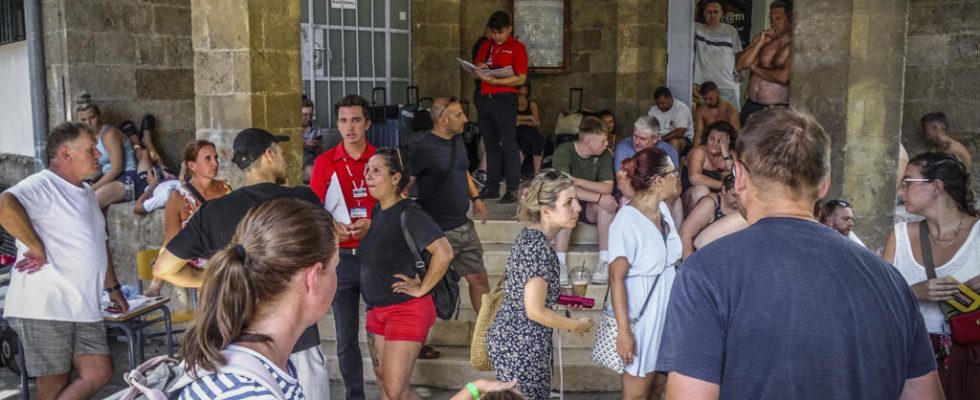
[620,147,671,191]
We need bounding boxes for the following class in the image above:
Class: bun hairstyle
[73,91,101,116]
[620,147,672,192]
[180,198,338,374]
[517,169,574,223]
[909,151,978,217]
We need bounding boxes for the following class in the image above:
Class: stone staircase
[318,202,621,392]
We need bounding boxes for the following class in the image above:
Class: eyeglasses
[656,169,679,177]
[826,199,851,208]
[437,96,459,119]
[900,178,932,189]
[534,169,564,205]
[376,147,403,170]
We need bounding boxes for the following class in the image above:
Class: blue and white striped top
[178,345,305,400]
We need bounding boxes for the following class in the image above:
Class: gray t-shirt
[694,22,743,90]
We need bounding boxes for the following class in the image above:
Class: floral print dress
[486,228,560,400]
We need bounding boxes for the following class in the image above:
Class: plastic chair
[136,248,196,332]
[104,248,177,367]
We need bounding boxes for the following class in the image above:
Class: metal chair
[0,265,31,400]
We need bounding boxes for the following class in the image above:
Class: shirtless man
[921,112,972,169]
[693,81,741,145]
[736,0,792,125]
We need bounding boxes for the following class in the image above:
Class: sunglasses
[376,147,403,169]
[437,96,459,118]
[534,169,565,205]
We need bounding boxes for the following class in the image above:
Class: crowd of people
[0,5,977,400]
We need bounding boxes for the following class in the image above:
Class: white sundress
[604,202,682,376]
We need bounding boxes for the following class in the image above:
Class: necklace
[929,215,965,247]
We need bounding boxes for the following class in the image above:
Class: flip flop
[120,120,138,138]
[418,344,441,360]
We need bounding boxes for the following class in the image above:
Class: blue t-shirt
[656,217,936,399]
[613,138,679,172]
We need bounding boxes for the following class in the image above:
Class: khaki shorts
[444,219,486,276]
[6,317,109,376]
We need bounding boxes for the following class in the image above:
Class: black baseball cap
[231,128,290,170]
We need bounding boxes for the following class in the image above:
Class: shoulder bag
[919,223,980,345]
[400,207,461,320]
[470,272,506,371]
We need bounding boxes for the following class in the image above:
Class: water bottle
[123,175,134,202]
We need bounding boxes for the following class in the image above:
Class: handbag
[591,273,661,374]
[919,223,980,345]
[400,207,461,320]
[470,273,506,371]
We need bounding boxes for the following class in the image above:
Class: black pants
[476,92,520,193]
[333,253,364,399]
[740,99,789,126]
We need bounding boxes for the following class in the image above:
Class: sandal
[140,114,156,133]
[418,344,441,360]
[120,120,139,139]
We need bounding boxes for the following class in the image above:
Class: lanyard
[342,158,366,207]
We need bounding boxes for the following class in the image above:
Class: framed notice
[510,0,570,72]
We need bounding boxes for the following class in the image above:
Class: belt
[746,99,789,108]
[481,92,515,99]
[340,248,357,256]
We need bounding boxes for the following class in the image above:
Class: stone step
[479,243,599,275]
[474,220,598,244]
[321,340,621,392]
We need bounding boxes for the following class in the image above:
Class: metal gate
[301,0,411,128]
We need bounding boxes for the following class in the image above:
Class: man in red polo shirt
[309,94,377,400]
[474,10,528,203]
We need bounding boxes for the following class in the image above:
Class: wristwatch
[471,195,482,202]
[104,284,121,294]
[723,155,734,161]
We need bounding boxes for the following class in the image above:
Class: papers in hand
[456,58,514,79]
[324,173,352,225]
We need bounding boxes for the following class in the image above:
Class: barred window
[0,0,26,45]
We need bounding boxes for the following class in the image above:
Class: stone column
[411,0,462,98]
[792,0,909,247]
[615,0,668,127]
[191,0,302,186]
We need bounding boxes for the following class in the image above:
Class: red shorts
[365,295,436,342]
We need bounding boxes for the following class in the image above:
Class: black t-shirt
[166,182,323,353]
[656,218,936,398]
[357,199,445,308]
[409,132,470,231]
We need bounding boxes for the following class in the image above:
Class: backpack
[104,348,286,400]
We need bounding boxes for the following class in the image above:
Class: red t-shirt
[474,35,528,95]
[309,142,378,249]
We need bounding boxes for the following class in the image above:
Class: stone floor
[0,338,620,399]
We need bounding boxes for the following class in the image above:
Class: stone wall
[791,0,909,248]
[407,1,666,138]
[191,0,303,187]
[903,0,980,181]
[41,0,195,171]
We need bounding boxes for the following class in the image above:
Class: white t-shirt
[694,22,743,90]
[891,221,980,333]
[648,100,694,141]
[4,169,108,322]
[848,231,866,248]
[141,180,183,213]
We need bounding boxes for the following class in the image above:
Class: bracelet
[104,284,121,294]
[723,155,733,161]
[465,382,480,400]
[471,195,482,202]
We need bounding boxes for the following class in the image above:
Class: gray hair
[633,116,660,137]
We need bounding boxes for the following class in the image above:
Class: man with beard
[153,127,332,399]
[693,81,741,145]
[821,199,865,248]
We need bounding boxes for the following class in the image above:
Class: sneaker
[499,191,517,204]
[474,170,488,187]
[592,261,610,285]
[479,187,500,200]
[559,263,570,288]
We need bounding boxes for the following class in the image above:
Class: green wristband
[466,382,480,400]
